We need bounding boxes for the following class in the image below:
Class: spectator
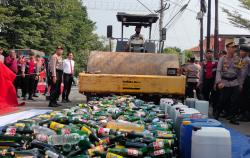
[199,50,217,102]
[5,49,18,96]
[62,52,75,103]
[23,52,37,101]
[33,55,43,97]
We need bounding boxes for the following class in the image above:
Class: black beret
[240,44,250,53]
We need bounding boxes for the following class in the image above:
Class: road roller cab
[79,12,186,102]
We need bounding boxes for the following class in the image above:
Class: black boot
[229,117,240,125]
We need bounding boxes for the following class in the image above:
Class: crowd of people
[2,41,250,124]
[0,46,75,108]
[184,41,250,125]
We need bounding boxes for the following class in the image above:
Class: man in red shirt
[23,52,38,100]
[199,50,218,102]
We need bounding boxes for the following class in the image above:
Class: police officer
[17,55,26,98]
[48,46,63,107]
[215,42,241,125]
[199,50,217,102]
[185,56,201,98]
[237,44,250,121]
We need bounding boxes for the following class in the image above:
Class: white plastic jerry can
[191,127,231,158]
[195,100,209,116]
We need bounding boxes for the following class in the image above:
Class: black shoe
[33,94,39,97]
[17,95,20,98]
[28,97,35,101]
[66,99,71,103]
[229,119,240,125]
[23,97,27,101]
[226,115,234,120]
[62,99,67,103]
[237,115,250,122]
[56,103,63,106]
[48,102,59,107]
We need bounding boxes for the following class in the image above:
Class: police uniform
[215,54,241,121]
[186,62,201,98]
[49,52,63,107]
[238,44,250,121]
[200,60,217,101]
[17,57,26,98]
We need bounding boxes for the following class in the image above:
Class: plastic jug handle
[192,126,202,131]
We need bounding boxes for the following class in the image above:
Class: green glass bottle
[148,139,175,151]
[149,148,173,157]
[81,125,100,142]
[107,148,143,157]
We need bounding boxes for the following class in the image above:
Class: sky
[82,0,250,50]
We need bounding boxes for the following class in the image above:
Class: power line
[135,0,154,14]
[164,0,191,28]
[167,0,233,27]
[83,0,234,27]
[83,0,158,12]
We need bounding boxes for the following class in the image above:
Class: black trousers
[14,72,26,97]
[50,70,63,104]
[186,82,202,99]
[24,74,36,98]
[217,86,240,117]
[202,78,215,102]
[33,79,39,94]
[62,73,73,100]
[240,76,250,112]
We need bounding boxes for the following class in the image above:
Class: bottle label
[153,149,165,156]
[61,128,71,135]
[153,141,164,150]
[160,124,168,129]
[14,123,25,128]
[5,126,16,136]
[98,127,110,136]
[81,126,92,135]
[36,134,48,142]
[98,137,110,145]
[127,149,139,156]
[88,145,104,156]
[106,152,124,158]
[50,122,65,130]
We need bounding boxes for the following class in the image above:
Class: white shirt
[0,54,4,63]
[63,59,75,74]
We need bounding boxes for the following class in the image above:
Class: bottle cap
[182,121,191,125]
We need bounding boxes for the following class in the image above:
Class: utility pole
[206,0,211,52]
[197,0,205,62]
[214,0,219,59]
[159,0,164,53]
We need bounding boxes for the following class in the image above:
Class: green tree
[163,47,181,54]
[0,0,107,72]
[223,0,250,30]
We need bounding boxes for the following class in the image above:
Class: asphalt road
[7,86,250,136]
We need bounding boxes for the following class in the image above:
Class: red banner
[0,62,18,114]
